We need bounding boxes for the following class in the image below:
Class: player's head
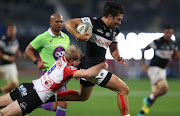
[163,25,174,40]
[103,1,124,29]
[6,23,17,39]
[65,45,82,68]
[50,14,63,32]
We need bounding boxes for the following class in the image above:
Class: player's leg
[0,93,13,108]
[104,74,129,116]
[0,64,19,93]
[57,83,94,101]
[0,100,23,116]
[55,86,68,116]
[137,67,167,116]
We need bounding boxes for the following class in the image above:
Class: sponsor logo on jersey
[105,32,110,37]
[18,85,27,97]
[50,38,53,42]
[53,46,65,60]
[97,29,103,34]
[48,64,56,75]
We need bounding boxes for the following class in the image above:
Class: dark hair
[103,1,124,18]
[7,23,16,27]
[164,25,173,30]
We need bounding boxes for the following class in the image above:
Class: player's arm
[25,44,47,70]
[0,49,15,62]
[72,62,106,78]
[109,43,126,67]
[141,45,151,72]
[64,18,91,42]
[172,50,180,61]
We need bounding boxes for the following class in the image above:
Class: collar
[48,28,65,38]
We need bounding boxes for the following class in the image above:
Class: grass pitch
[0,77,180,116]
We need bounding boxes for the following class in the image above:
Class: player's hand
[8,56,15,62]
[37,61,48,70]
[142,64,148,72]
[76,32,92,42]
[118,57,126,67]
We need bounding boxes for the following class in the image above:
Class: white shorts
[0,63,18,83]
[147,66,166,84]
[80,69,112,87]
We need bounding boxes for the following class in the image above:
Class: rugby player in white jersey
[55,1,130,116]
[137,26,180,116]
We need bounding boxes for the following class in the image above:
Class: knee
[57,101,68,108]
[118,83,129,95]
[79,96,89,101]
[162,85,168,94]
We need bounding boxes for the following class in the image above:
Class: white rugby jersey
[80,17,120,69]
[32,56,78,103]
[0,35,19,65]
[149,37,178,69]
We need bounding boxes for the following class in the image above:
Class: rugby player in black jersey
[56,1,130,116]
[137,26,180,116]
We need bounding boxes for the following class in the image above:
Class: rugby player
[137,26,180,116]
[0,45,106,116]
[55,1,130,116]
[25,14,70,115]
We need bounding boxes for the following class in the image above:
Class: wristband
[34,60,38,65]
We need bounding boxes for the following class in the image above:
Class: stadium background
[0,0,180,116]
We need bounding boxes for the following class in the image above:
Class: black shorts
[10,83,43,115]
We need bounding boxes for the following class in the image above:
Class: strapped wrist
[34,60,38,65]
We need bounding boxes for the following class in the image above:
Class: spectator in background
[0,23,25,94]
[25,14,70,116]
[137,26,180,116]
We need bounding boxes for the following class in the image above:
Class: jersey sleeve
[64,66,78,78]
[149,40,157,49]
[30,34,44,50]
[0,36,5,49]
[80,17,93,28]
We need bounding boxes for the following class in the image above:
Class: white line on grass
[91,91,180,97]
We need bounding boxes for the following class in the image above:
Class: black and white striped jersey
[0,35,19,65]
[80,17,120,69]
[149,37,178,69]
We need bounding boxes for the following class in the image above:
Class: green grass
[1,77,180,116]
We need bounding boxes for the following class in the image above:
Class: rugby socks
[56,106,67,116]
[119,94,126,115]
[39,102,55,111]
[148,93,155,104]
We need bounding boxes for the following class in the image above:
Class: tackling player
[55,1,130,116]
[0,45,107,116]
[137,26,180,116]
[25,14,70,116]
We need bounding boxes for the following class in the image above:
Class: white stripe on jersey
[90,34,112,49]
[155,50,174,59]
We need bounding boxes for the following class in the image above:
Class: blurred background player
[25,14,70,116]
[0,45,107,116]
[0,23,25,94]
[56,1,130,116]
[137,26,180,116]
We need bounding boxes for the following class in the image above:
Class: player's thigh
[104,74,129,94]
[79,85,94,100]
[1,100,23,116]
[0,93,13,107]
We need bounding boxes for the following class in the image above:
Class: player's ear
[107,14,113,20]
[69,59,74,65]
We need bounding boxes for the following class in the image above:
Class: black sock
[148,97,154,104]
